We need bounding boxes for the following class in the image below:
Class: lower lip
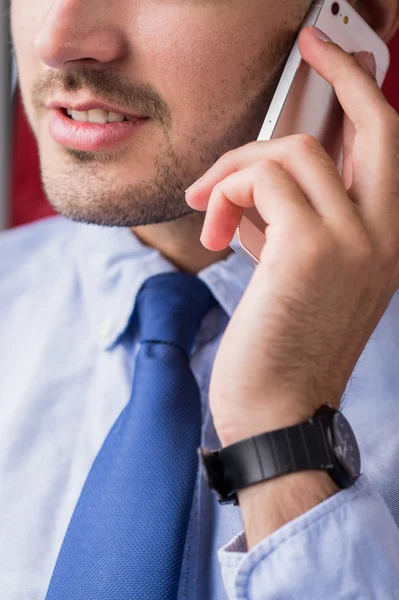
[48,108,150,152]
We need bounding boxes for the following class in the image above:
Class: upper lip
[47,97,147,118]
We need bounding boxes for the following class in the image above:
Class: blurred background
[4,27,399,231]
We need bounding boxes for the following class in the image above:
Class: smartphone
[230,0,391,267]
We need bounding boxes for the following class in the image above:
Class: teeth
[108,112,125,123]
[88,109,108,124]
[67,108,128,124]
[70,110,88,122]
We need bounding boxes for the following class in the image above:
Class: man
[3,0,399,597]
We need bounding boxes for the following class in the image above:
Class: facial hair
[31,36,293,228]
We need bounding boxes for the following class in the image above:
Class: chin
[42,176,195,228]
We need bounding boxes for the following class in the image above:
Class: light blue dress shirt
[1,215,399,600]
[0,212,399,600]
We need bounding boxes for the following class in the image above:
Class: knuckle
[290,133,338,180]
[244,140,259,151]
[253,159,287,190]
[220,148,237,164]
[254,157,279,177]
[290,133,323,154]
[298,230,335,270]
[369,110,399,141]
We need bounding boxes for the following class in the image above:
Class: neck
[131,212,232,274]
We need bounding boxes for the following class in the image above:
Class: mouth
[62,107,140,124]
[49,106,150,152]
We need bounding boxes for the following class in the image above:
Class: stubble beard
[38,47,290,229]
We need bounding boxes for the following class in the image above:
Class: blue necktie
[45,272,216,600]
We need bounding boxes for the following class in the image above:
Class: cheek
[134,5,301,148]
[134,8,275,131]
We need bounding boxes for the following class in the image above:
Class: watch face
[331,412,361,478]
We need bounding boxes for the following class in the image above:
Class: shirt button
[99,317,115,341]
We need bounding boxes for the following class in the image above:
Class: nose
[35,0,127,69]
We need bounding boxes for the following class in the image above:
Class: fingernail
[199,231,208,247]
[310,26,332,43]
[185,174,205,195]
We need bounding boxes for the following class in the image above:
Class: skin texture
[11,0,310,233]
[12,0,397,272]
[187,24,399,546]
[11,0,399,556]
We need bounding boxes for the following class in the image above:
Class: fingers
[200,159,318,251]
[186,134,358,230]
[298,26,396,132]
[186,25,399,261]
[299,27,399,248]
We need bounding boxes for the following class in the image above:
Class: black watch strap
[200,415,334,505]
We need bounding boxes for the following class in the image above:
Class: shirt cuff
[218,475,399,599]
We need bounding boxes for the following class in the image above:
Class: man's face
[11,0,310,227]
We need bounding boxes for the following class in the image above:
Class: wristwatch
[200,404,361,505]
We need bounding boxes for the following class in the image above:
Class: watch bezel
[317,405,361,488]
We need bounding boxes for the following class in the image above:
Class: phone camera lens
[331,2,340,15]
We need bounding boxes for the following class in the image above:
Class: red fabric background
[10,32,399,228]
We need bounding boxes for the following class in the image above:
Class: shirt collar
[73,221,254,350]
[198,250,254,317]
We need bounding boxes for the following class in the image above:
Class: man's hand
[186,26,399,546]
[186,26,399,449]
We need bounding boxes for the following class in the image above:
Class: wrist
[239,470,338,549]
[215,397,326,447]
[214,401,341,545]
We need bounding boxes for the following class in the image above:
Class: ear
[350,0,399,43]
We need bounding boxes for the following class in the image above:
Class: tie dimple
[137,272,217,356]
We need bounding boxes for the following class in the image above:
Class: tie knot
[134,272,216,356]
